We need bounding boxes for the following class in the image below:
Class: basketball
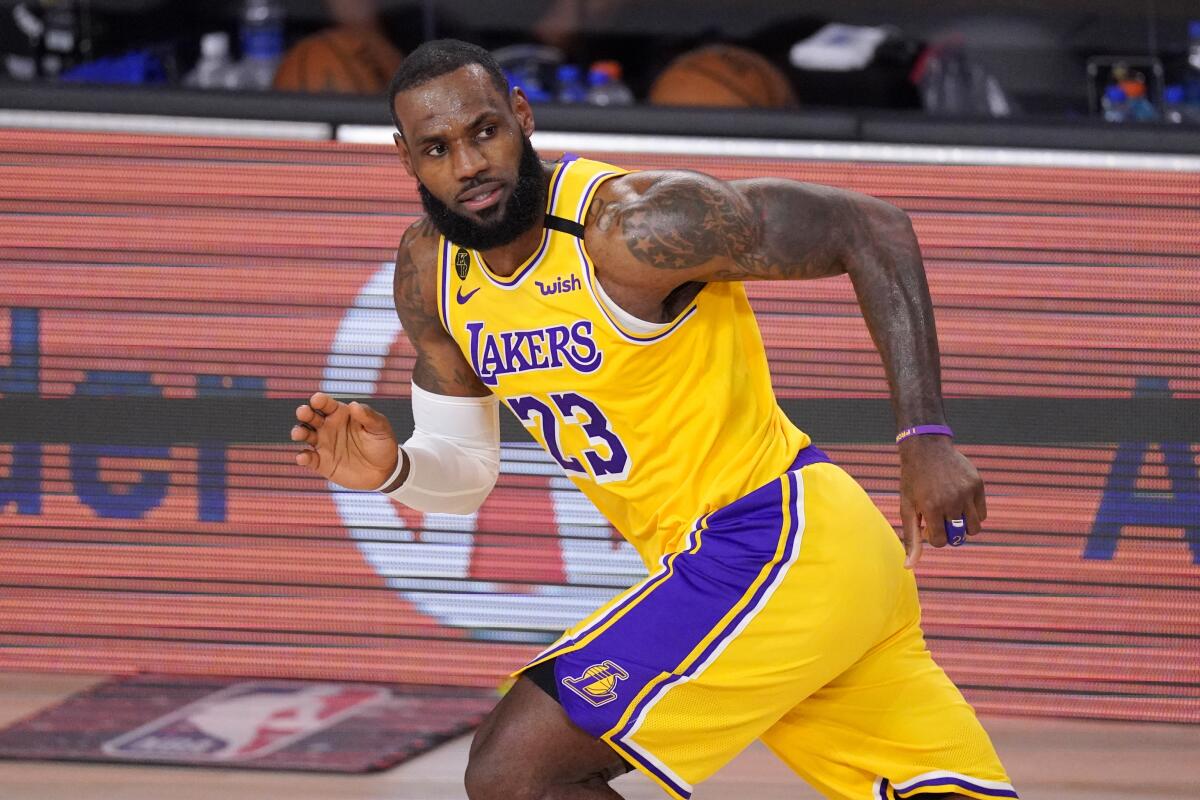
[272,26,403,94]
[581,664,618,696]
[649,44,797,108]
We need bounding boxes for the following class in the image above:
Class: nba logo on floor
[100,681,390,761]
[561,661,630,707]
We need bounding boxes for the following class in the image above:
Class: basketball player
[291,39,1016,800]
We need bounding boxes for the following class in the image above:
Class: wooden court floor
[0,672,1196,799]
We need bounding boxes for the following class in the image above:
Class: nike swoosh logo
[456,286,480,305]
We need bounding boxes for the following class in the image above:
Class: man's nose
[453,143,488,182]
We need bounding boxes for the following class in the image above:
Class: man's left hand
[897,435,987,568]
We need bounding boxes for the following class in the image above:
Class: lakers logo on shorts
[561,660,629,707]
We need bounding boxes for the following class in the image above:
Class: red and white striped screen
[1,128,1197,724]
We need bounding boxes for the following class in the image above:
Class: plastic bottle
[184,32,233,89]
[1122,79,1158,121]
[1186,20,1200,109]
[1101,85,1127,123]
[39,0,89,79]
[585,61,634,106]
[505,66,551,104]
[1163,84,1185,124]
[555,64,587,104]
[230,0,285,90]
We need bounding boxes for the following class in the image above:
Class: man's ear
[393,132,415,178]
[510,87,535,139]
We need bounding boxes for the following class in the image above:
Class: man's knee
[464,675,628,799]
[465,741,542,800]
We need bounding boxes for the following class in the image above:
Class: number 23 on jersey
[508,392,631,483]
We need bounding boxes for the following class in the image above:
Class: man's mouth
[458,181,504,212]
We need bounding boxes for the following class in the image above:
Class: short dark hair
[388,39,510,134]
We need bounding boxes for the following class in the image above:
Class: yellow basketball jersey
[435,156,809,564]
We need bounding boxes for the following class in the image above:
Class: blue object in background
[555,64,587,104]
[1101,85,1127,122]
[60,50,167,85]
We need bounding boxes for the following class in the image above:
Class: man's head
[389,39,545,250]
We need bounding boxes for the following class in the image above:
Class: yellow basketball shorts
[515,446,1016,799]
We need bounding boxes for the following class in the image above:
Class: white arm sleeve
[374,383,501,514]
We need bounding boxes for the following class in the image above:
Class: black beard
[418,136,547,250]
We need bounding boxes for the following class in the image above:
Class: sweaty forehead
[395,64,509,140]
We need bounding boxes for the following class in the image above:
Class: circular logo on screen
[325,261,644,641]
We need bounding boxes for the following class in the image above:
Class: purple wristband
[895,424,954,444]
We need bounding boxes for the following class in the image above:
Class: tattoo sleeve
[393,218,491,398]
[610,172,946,430]
[608,173,855,280]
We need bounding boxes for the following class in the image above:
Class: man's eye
[426,144,446,157]
[479,126,497,138]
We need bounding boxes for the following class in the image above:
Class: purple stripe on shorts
[878,777,892,799]
[614,737,692,799]
[603,469,803,782]
[531,519,708,666]
[553,476,796,740]
[532,560,673,665]
[894,777,1018,798]
[672,470,802,678]
[789,445,830,470]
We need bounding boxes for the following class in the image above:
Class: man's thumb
[348,401,382,429]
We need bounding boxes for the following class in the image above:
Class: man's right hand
[292,392,399,490]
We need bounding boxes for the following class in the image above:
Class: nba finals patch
[562,661,629,707]
[455,248,471,279]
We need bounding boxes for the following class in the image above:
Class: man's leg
[758,565,1016,800]
[466,676,631,800]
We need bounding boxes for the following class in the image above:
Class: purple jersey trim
[438,236,451,333]
[574,171,610,223]
[474,162,569,288]
[577,237,700,343]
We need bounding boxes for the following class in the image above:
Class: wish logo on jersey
[535,275,582,296]
[466,320,602,387]
[100,682,390,761]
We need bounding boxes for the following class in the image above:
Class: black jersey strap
[544,213,585,238]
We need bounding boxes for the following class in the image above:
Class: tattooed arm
[585,171,986,565]
[290,217,491,492]
[586,171,938,428]
[393,217,492,398]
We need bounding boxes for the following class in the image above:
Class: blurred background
[1,0,1200,128]
[0,2,1198,799]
